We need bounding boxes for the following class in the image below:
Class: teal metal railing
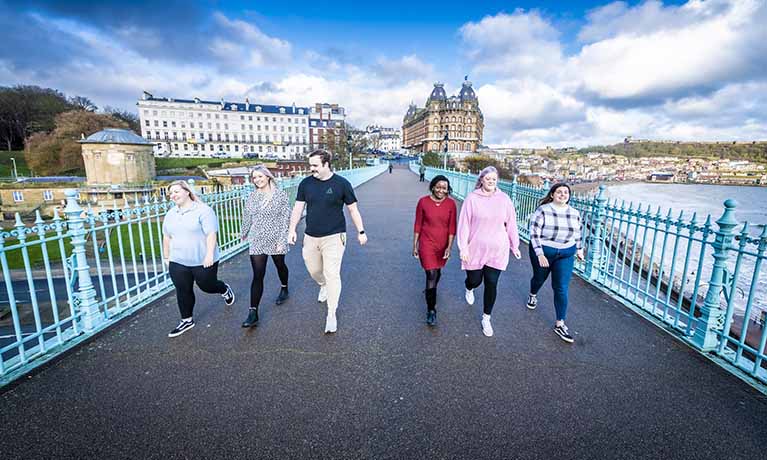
[412,162,767,389]
[0,164,387,386]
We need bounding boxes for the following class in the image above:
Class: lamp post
[442,130,449,169]
[10,157,18,180]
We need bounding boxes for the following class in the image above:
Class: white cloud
[211,12,292,67]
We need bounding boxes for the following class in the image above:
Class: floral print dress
[240,188,291,255]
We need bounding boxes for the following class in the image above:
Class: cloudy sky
[2,0,766,147]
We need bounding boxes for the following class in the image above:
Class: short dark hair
[309,149,332,167]
[429,174,452,195]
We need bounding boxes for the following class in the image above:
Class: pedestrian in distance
[413,174,457,326]
[288,149,368,334]
[239,165,291,328]
[162,180,235,338]
[457,166,521,337]
[526,183,584,343]
[419,163,426,182]
[388,162,393,174]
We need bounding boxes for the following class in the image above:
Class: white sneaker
[318,285,328,303]
[465,288,475,306]
[325,312,337,334]
[481,315,494,337]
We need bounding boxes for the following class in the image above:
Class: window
[171,121,176,128]
[198,122,203,129]
[145,120,150,127]
[235,145,239,152]
[207,113,211,119]
[12,191,23,202]
[174,144,179,150]
[153,110,158,116]
[209,144,214,151]
[224,124,228,130]
[240,115,244,120]
[180,122,185,129]
[241,124,245,130]
[154,120,158,127]
[163,121,168,128]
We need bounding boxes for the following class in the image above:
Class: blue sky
[1,0,765,147]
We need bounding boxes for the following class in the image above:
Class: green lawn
[0,151,30,178]
[155,157,260,170]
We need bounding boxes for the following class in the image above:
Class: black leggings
[169,261,228,319]
[250,254,289,309]
[465,266,502,315]
[424,269,442,311]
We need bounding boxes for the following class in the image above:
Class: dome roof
[460,81,476,101]
[80,128,152,145]
[428,83,447,101]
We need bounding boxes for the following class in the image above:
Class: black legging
[249,254,289,309]
[465,266,502,315]
[169,261,228,319]
[424,269,442,311]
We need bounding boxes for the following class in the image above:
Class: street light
[10,157,18,181]
[443,130,449,169]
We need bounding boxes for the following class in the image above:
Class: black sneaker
[526,293,537,310]
[554,324,574,343]
[275,287,289,305]
[168,319,195,338]
[222,283,235,306]
[426,310,436,326]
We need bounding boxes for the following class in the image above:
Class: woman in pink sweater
[457,166,521,337]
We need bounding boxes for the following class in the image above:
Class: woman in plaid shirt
[527,183,584,343]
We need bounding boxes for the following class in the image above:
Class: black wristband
[359,230,365,235]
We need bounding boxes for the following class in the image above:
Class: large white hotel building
[137,91,311,159]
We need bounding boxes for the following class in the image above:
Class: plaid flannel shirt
[528,203,582,256]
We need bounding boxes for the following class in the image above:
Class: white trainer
[325,312,337,334]
[481,315,494,337]
[465,288,475,306]
[318,285,328,303]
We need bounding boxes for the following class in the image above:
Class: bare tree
[69,95,98,112]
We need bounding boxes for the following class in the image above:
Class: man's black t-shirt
[296,174,357,237]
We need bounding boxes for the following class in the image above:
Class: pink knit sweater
[457,189,520,271]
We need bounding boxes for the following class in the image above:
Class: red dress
[414,196,457,270]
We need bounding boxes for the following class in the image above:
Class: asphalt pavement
[1,165,766,460]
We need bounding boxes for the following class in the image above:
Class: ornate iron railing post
[692,199,738,351]
[64,189,103,331]
[585,185,607,280]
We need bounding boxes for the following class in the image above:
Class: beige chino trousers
[302,233,346,312]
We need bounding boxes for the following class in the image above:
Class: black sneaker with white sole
[526,293,537,310]
[222,283,235,306]
[554,324,574,343]
[168,319,195,338]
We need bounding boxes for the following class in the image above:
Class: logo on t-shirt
[326,187,334,195]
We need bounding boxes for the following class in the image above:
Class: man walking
[289,149,368,333]
[419,163,426,182]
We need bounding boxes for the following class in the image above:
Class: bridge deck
[2,166,766,459]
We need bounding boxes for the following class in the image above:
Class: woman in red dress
[413,174,457,326]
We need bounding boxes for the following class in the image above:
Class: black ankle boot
[275,286,289,305]
[242,308,259,328]
[426,309,437,326]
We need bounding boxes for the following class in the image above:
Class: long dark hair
[429,174,452,195]
[539,182,572,206]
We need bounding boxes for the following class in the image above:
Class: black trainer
[554,324,574,343]
[426,310,436,326]
[222,283,235,306]
[168,319,195,338]
[275,287,289,305]
[526,293,537,310]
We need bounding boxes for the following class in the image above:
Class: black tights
[424,269,442,311]
[250,254,289,309]
[465,266,502,315]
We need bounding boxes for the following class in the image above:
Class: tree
[462,155,513,179]
[0,85,73,150]
[421,151,442,167]
[25,110,129,175]
[103,106,140,133]
[69,95,98,112]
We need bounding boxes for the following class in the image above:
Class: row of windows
[12,190,55,202]
[144,131,308,143]
[143,119,307,133]
[141,109,305,123]
[156,143,308,154]
[433,116,473,124]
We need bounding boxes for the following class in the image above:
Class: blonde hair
[250,164,276,185]
[167,180,199,201]
[475,166,498,189]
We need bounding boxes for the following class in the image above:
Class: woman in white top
[527,183,584,343]
[162,180,235,338]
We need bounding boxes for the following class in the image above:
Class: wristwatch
[359,230,365,235]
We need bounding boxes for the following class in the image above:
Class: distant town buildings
[402,80,484,154]
[364,125,401,153]
[309,103,346,153]
[137,91,310,160]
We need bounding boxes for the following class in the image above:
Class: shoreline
[570,180,766,195]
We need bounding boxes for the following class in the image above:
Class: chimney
[245,97,250,111]
[220,98,225,108]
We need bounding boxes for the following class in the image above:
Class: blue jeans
[529,244,576,321]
